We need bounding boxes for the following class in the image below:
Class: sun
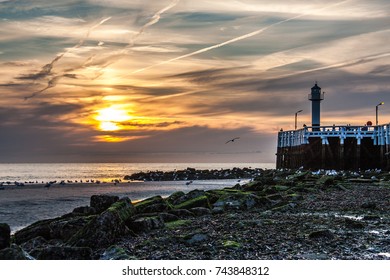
[95,106,132,131]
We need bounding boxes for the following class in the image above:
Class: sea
[0,163,274,233]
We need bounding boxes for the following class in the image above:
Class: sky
[0,0,389,163]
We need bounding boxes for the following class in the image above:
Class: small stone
[344,218,365,229]
[308,229,334,240]
[185,233,209,245]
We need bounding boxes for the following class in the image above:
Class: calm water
[0,162,274,183]
[0,163,274,232]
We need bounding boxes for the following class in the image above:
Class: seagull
[225,137,240,144]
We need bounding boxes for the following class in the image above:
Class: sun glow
[95,106,133,131]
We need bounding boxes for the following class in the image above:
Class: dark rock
[100,245,136,260]
[49,216,94,241]
[134,196,171,214]
[30,246,92,260]
[128,216,165,233]
[184,233,209,245]
[158,213,179,222]
[72,206,96,215]
[168,209,195,218]
[19,236,50,253]
[14,218,54,244]
[212,192,264,211]
[0,223,11,249]
[308,229,334,240]
[316,176,335,187]
[90,194,119,213]
[361,202,377,210]
[0,244,34,260]
[344,218,365,229]
[175,195,210,210]
[67,197,136,249]
[166,191,185,205]
[172,189,207,206]
[363,215,381,221]
[190,207,212,216]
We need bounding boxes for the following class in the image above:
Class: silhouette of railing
[278,124,390,147]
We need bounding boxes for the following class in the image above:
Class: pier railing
[278,124,390,147]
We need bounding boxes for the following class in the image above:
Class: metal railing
[278,124,390,147]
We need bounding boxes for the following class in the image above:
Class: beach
[1,168,390,260]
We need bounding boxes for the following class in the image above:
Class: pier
[277,124,390,170]
[276,83,389,170]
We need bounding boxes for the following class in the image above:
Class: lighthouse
[308,82,324,128]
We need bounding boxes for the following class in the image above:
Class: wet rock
[212,192,265,211]
[0,244,34,260]
[90,194,119,213]
[168,209,195,218]
[14,218,54,244]
[166,191,185,205]
[68,197,136,249]
[128,216,165,233]
[308,229,334,240]
[184,233,209,245]
[158,213,179,222]
[363,215,381,221]
[174,194,211,210]
[134,196,171,214]
[190,207,212,216]
[49,216,94,241]
[100,245,136,260]
[0,223,11,250]
[72,206,96,216]
[361,202,377,210]
[344,218,365,229]
[30,246,92,260]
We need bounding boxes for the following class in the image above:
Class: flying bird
[225,137,240,144]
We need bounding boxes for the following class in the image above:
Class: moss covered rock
[175,195,211,210]
[134,195,171,214]
[67,197,136,249]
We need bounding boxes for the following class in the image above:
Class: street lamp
[376,102,384,126]
[295,110,303,130]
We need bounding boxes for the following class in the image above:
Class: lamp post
[295,110,303,130]
[376,102,384,126]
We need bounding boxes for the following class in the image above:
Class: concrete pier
[276,124,390,170]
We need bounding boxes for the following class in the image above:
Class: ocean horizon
[0,162,275,183]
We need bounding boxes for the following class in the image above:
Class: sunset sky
[0,0,389,163]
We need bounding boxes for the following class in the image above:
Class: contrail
[129,0,180,46]
[24,17,112,100]
[131,0,350,74]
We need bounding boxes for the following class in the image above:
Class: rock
[184,233,209,245]
[190,207,212,216]
[175,195,210,210]
[361,202,377,210]
[212,192,264,211]
[344,218,365,229]
[127,216,165,233]
[29,246,93,260]
[171,189,207,205]
[72,206,96,216]
[308,229,334,240]
[158,213,179,222]
[49,216,94,241]
[298,253,329,260]
[166,191,185,205]
[134,196,171,214]
[168,209,195,218]
[223,240,241,249]
[0,244,34,260]
[67,197,136,249]
[363,215,381,221]
[14,218,54,244]
[90,194,119,213]
[0,223,11,250]
[19,236,51,253]
[100,245,136,260]
[316,176,335,187]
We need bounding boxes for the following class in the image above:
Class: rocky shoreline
[1,168,390,260]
